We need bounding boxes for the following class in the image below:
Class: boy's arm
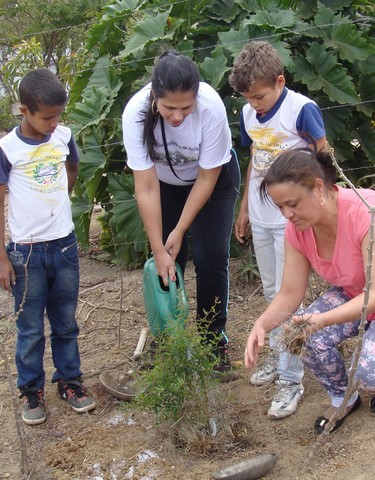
[235,109,253,244]
[235,147,252,244]
[297,102,327,152]
[66,134,79,193]
[65,161,78,193]
[0,184,15,292]
[313,136,327,152]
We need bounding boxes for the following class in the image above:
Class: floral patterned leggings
[301,286,375,403]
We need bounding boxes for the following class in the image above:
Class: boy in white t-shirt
[229,40,326,419]
[0,68,95,425]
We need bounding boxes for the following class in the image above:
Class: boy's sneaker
[249,353,277,386]
[19,386,46,425]
[267,380,304,419]
[57,379,96,413]
[212,345,238,382]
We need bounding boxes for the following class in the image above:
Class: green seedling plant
[133,320,220,427]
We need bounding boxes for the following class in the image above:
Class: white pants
[251,223,304,384]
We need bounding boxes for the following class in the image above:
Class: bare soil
[1,212,375,480]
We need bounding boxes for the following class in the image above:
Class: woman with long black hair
[122,51,240,374]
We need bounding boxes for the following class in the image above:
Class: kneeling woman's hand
[244,322,267,369]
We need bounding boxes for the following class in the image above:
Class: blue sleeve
[67,135,79,164]
[240,110,252,147]
[296,103,326,142]
[0,148,11,184]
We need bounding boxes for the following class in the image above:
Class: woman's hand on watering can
[165,228,183,262]
[153,249,176,287]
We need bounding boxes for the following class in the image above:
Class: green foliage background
[0,0,105,129]
[65,0,374,267]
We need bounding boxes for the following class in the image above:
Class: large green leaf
[85,16,124,53]
[204,0,240,22]
[294,0,353,20]
[70,56,124,119]
[247,9,296,31]
[357,71,375,117]
[84,55,123,93]
[67,65,95,106]
[357,121,375,164]
[220,29,292,68]
[319,0,352,11]
[85,168,106,204]
[102,0,140,19]
[311,4,375,63]
[219,27,260,59]
[107,172,147,252]
[235,0,282,10]
[71,195,92,246]
[321,105,352,146]
[69,87,114,135]
[292,43,359,104]
[199,47,230,89]
[358,54,375,75]
[76,131,107,185]
[118,9,177,59]
[176,40,195,55]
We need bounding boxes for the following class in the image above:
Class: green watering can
[143,257,189,337]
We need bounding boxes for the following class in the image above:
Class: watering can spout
[143,257,189,337]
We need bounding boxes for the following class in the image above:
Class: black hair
[143,51,200,160]
[19,68,67,114]
[259,149,338,202]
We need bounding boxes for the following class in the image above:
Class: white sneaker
[249,354,277,386]
[267,380,304,419]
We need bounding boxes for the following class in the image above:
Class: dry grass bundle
[160,417,254,456]
[277,318,315,356]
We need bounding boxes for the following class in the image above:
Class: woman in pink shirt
[244,148,375,433]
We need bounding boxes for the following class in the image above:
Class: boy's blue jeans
[7,231,82,389]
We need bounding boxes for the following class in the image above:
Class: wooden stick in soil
[0,247,34,478]
[118,274,124,349]
[82,357,136,380]
[133,327,148,360]
[0,337,29,478]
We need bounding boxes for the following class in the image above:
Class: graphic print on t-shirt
[22,144,66,193]
[249,127,288,177]
[154,139,199,166]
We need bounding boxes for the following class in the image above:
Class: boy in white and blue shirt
[0,68,95,425]
[229,40,326,419]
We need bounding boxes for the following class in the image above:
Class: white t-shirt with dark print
[122,82,232,186]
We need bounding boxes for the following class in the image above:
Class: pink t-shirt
[286,186,375,317]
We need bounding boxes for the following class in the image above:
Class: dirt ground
[1,212,375,480]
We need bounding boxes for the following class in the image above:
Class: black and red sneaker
[57,379,96,413]
[19,386,46,425]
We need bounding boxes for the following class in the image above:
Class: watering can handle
[167,274,179,312]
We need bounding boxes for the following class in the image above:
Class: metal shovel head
[143,257,189,337]
[212,453,278,480]
[99,370,138,401]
